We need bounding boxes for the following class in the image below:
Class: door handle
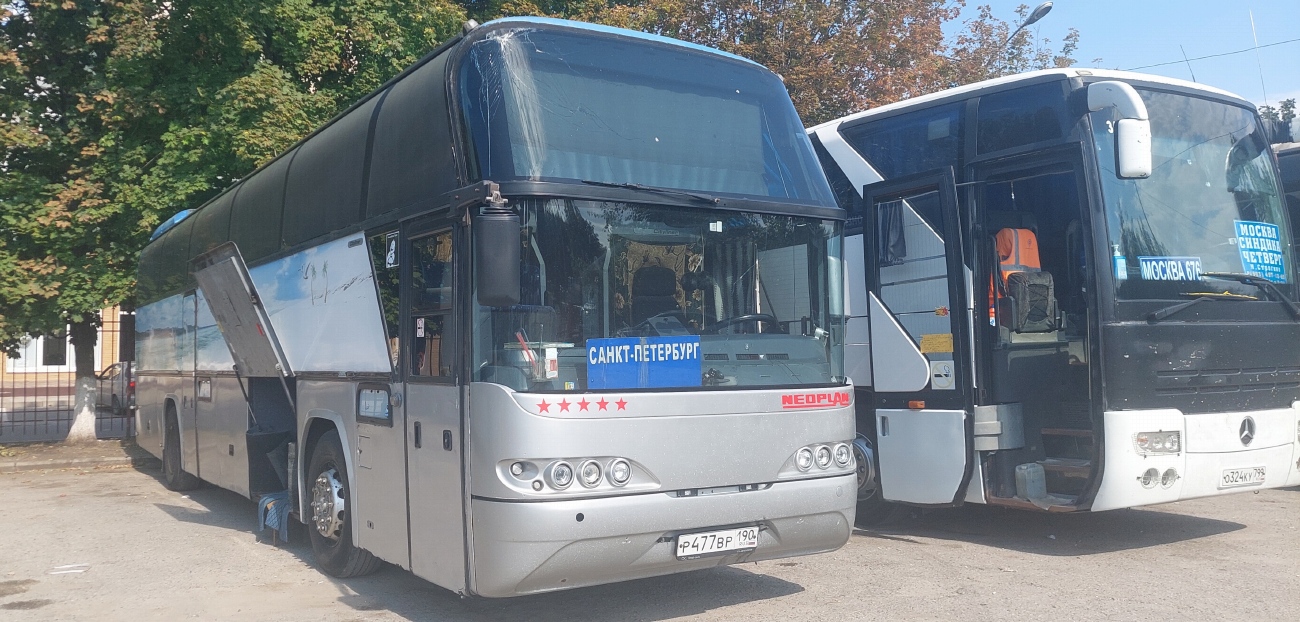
[880,415,890,437]
[413,421,422,448]
[443,430,453,451]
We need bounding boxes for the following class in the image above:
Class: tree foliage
[1,1,465,359]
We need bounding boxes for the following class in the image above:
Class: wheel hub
[852,436,879,502]
[311,467,346,540]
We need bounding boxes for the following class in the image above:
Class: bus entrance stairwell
[861,170,974,506]
[975,161,1098,509]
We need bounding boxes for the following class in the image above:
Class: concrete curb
[1,454,160,475]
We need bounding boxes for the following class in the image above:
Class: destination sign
[586,336,702,389]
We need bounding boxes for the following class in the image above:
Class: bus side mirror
[1114,118,1152,179]
[474,206,520,307]
[1087,81,1152,179]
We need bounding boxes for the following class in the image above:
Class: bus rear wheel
[162,406,200,492]
[307,429,381,578]
[853,434,904,526]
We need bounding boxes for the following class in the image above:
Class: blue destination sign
[1235,220,1287,283]
[1138,256,1202,281]
[586,336,702,389]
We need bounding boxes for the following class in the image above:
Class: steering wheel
[702,313,780,334]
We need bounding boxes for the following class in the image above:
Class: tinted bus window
[189,191,234,257]
[811,136,861,228]
[840,103,962,179]
[368,54,457,218]
[977,81,1068,154]
[459,26,835,206]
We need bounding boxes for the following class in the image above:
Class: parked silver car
[95,362,133,416]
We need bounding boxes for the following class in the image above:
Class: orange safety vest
[989,228,1042,323]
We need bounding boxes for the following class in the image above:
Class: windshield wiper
[1202,272,1300,320]
[581,180,721,205]
[1147,292,1255,323]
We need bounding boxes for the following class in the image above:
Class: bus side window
[411,231,454,378]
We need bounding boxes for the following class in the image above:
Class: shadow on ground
[853,501,1245,556]
[140,465,802,621]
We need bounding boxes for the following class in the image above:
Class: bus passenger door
[401,224,467,592]
[862,171,973,505]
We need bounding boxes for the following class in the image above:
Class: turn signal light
[1134,431,1181,455]
[908,400,926,410]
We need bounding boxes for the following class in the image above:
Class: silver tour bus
[132,18,855,597]
[809,69,1300,522]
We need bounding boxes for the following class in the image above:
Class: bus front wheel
[306,429,381,578]
[853,434,904,526]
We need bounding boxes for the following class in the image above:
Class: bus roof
[807,68,1252,133]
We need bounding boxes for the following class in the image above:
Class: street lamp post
[1003,1,1054,48]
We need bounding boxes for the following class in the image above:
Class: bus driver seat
[631,265,680,325]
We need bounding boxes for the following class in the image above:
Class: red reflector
[256,323,265,336]
[129,381,136,389]
[908,400,926,410]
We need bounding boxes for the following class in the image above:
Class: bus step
[1038,457,1091,478]
[1040,427,1093,438]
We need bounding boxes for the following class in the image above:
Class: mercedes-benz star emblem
[1239,417,1256,447]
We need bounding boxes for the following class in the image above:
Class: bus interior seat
[631,265,679,324]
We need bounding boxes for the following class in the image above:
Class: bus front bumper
[1092,406,1300,511]
[467,472,855,597]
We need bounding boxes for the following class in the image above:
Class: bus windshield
[1092,90,1293,300]
[472,199,844,392]
[458,25,836,206]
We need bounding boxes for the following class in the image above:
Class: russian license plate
[675,526,759,560]
[1220,466,1266,488]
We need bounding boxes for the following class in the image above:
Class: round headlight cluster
[529,457,634,491]
[795,442,853,472]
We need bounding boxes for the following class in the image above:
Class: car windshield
[458,25,836,206]
[1093,89,1293,300]
[472,199,844,392]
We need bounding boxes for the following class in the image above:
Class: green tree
[1,0,464,442]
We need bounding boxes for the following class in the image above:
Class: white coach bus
[809,69,1300,522]
[133,18,856,596]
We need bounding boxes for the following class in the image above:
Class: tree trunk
[65,316,100,444]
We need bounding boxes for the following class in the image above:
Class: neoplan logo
[781,391,851,410]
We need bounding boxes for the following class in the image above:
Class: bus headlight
[1139,467,1160,488]
[608,459,631,486]
[1134,431,1180,455]
[815,445,833,469]
[547,461,574,490]
[796,448,814,471]
[1161,468,1179,488]
[578,460,602,488]
[833,443,852,467]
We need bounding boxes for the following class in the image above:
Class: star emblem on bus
[578,398,590,411]
[537,400,550,413]
[615,399,628,410]
[596,398,609,411]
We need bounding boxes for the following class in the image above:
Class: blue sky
[949,1,1300,107]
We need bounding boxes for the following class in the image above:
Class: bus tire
[162,405,200,492]
[306,429,381,578]
[852,434,904,527]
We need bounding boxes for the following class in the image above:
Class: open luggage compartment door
[191,242,293,379]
